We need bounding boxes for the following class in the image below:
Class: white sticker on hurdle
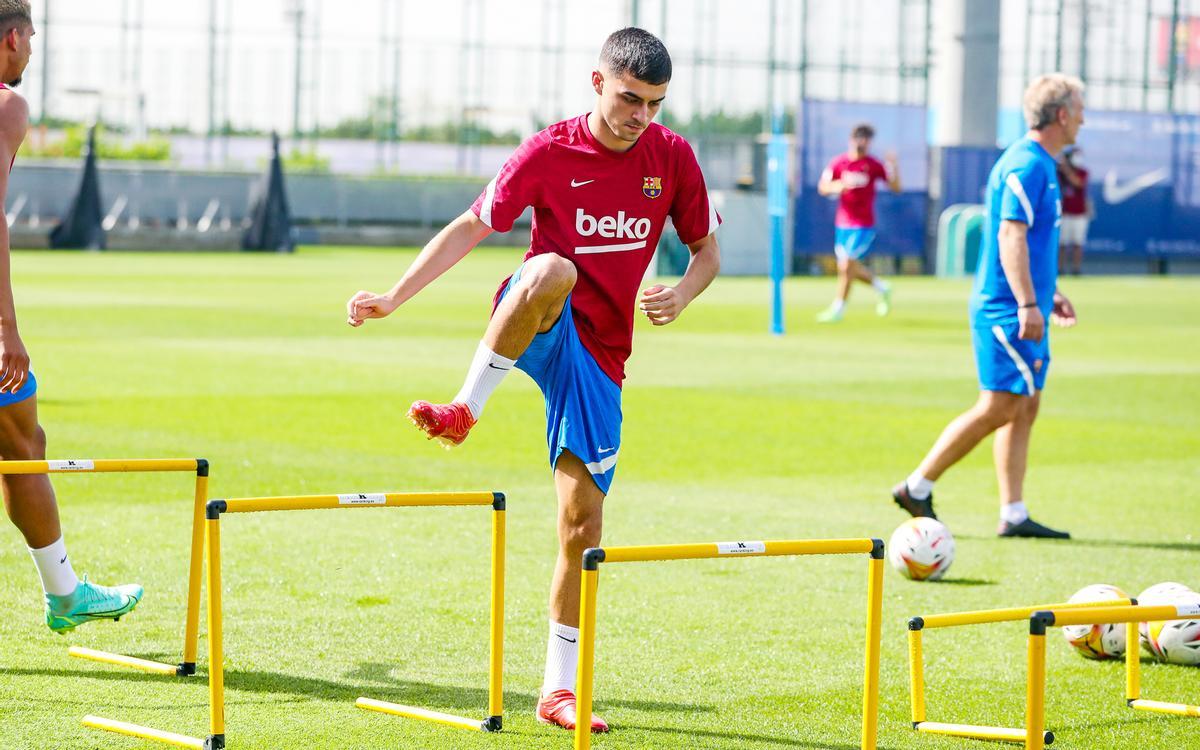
[1176,603,1200,617]
[338,493,387,505]
[717,541,766,555]
[49,460,95,471]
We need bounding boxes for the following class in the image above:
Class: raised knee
[526,255,577,297]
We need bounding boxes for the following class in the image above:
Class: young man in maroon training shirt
[347,28,720,733]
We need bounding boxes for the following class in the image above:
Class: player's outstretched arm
[639,233,720,326]
[0,91,31,394]
[347,210,493,326]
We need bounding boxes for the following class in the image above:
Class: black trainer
[892,482,937,519]
[997,517,1071,539]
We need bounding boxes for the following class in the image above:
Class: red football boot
[407,400,477,448]
[536,689,609,733]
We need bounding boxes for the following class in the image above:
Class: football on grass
[888,517,954,581]
[1061,584,1129,660]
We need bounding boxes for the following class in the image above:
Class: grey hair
[1023,73,1085,130]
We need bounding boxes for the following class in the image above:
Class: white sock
[831,298,847,313]
[906,472,934,500]
[873,278,890,294]
[29,536,80,597]
[542,620,580,696]
[1001,501,1029,525]
[452,342,516,420]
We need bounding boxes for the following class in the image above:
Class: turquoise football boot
[45,575,144,634]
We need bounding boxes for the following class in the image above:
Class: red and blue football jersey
[471,114,720,386]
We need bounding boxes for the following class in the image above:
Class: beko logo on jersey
[573,209,652,255]
[575,208,651,240]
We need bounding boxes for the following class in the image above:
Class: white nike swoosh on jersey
[1103,168,1169,204]
[571,179,595,187]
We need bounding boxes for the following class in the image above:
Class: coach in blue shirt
[892,74,1082,539]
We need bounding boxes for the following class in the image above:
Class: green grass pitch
[0,247,1197,749]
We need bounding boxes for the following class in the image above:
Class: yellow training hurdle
[908,599,1200,749]
[574,537,885,750]
[0,458,210,677]
[83,490,506,750]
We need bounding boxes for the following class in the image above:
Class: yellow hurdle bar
[206,517,226,744]
[220,491,496,514]
[861,556,884,750]
[203,491,506,746]
[1126,621,1140,703]
[68,647,179,676]
[0,458,202,474]
[1048,604,1199,627]
[916,598,1135,630]
[81,716,205,749]
[597,538,877,564]
[355,699,485,732]
[914,722,1051,744]
[908,629,925,724]
[1129,700,1200,717]
[1025,624,1049,750]
[7,457,212,679]
[574,537,884,750]
[487,506,506,723]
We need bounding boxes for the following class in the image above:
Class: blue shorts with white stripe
[498,263,623,494]
[972,322,1050,395]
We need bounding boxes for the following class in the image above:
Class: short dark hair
[851,123,875,139]
[599,27,672,85]
[0,0,32,32]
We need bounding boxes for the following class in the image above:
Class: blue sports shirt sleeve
[998,161,1046,227]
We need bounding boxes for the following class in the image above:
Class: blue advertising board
[1072,110,1200,258]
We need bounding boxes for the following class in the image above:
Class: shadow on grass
[617,723,899,750]
[957,534,1200,554]
[10,662,712,715]
[932,577,996,586]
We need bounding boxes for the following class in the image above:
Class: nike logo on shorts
[571,179,595,187]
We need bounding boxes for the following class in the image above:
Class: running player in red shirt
[816,123,901,322]
[0,0,143,633]
[346,28,720,733]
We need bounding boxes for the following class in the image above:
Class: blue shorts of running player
[834,226,877,261]
[0,371,37,408]
[972,322,1050,396]
[497,264,622,495]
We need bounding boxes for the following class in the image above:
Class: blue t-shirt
[969,137,1061,327]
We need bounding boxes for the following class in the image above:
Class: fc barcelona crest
[642,176,663,199]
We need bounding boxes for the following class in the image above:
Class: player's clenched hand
[1051,291,1077,328]
[639,284,687,326]
[1017,305,1045,342]
[0,325,30,395]
[346,290,397,327]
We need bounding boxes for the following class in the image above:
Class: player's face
[850,135,871,155]
[1062,93,1084,145]
[5,23,34,87]
[592,68,668,143]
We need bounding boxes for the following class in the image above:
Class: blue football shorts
[497,264,623,494]
[973,322,1049,395]
[834,226,877,261]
